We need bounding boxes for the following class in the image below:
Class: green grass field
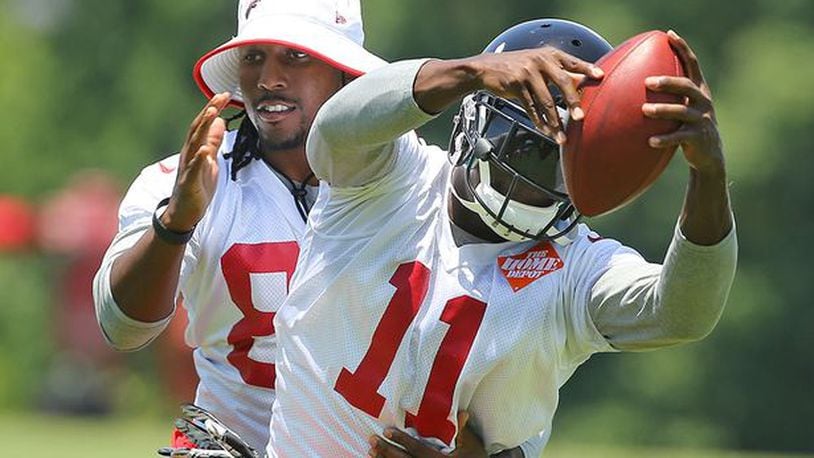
[2,412,810,458]
[1,412,169,458]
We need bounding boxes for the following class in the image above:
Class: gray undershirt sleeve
[306,59,435,187]
[589,217,738,351]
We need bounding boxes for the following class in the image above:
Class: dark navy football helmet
[449,19,612,242]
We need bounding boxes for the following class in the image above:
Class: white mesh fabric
[269,134,621,456]
[96,131,307,452]
[179,137,307,451]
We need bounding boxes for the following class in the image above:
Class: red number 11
[334,261,487,445]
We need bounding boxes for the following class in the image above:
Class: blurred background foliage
[0,0,811,455]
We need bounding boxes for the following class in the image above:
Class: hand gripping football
[562,30,685,217]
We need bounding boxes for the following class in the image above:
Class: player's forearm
[413,58,482,115]
[652,221,737,344]
[590,220,737,350]
[679,164,733,245]
[109,228,185,322]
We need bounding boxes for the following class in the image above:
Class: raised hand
[468,47,604,143]
[162,92,231,232]
[643,30,725,176]
[643,30,731,244]
[413,48,603,144]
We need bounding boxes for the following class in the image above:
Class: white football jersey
[270,132,635,456]
[95,131,305,451]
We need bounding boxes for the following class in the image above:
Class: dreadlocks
[223,110,261,181]
[221,110,315,222]
[224,72,351,183]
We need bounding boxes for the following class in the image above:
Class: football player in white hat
[92,0,394,453]
[268,19,737,457]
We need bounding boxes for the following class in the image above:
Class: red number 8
[221,241,299,389]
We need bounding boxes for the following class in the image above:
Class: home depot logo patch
[498,242,564,292]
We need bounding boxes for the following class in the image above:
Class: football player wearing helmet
[447,19,612,243]
[269,19,736,456]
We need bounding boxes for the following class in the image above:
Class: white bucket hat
[193,0,387,107]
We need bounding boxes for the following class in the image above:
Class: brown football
[562,30,685,217]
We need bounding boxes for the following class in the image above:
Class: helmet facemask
[447,18,612,243]
[449,91,579,243]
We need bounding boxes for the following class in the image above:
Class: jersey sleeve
[588,217,737,351]
[306,59,437,188]
[554,228,622,371]
[92,154,199,351]
[554,214,737,369]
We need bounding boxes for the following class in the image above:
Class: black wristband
[152,197,195,245]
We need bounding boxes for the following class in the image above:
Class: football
[562,30,685,217]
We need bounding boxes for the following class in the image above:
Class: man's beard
[256,117,308,154]
[259,127,307,153]
[247,99,309,154]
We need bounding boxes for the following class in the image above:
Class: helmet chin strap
[451,161,575,244]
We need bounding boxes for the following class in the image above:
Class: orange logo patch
[498,242,564,292]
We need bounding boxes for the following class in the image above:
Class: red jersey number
[221,241,299,389]
[334,261,486,445]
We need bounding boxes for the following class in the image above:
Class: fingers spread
[666,30,705,87]
[642,103,703,124]
[526,78,566,144]
[182,112,226,182]
[181,96,227,167]
[519,86,549,138]
[555,54,600,122]
[649,128,695,148]
[193,101,228,149]
[556,50,604,79]
[645,76,710,110]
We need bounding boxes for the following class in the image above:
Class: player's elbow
[98,321,156,352]
[670,323,714,344]
[107,340,143,353]
[663,307,723,344]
